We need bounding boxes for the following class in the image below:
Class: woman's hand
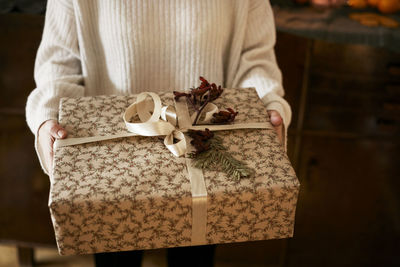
[37,120,68,173]
[267,110,283,145]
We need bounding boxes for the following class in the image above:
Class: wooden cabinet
[305,42,400,137]
[275,35,400,266]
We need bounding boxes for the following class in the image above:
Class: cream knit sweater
[26,0,291,147]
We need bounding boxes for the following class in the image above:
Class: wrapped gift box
[50,87,300,255]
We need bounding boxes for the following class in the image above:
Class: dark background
[1,1,399,266]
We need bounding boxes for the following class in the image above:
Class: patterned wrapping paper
[50,87,300,255]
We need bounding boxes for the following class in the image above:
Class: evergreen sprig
[188,135,255,180]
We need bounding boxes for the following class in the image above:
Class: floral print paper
[51,88,300,255]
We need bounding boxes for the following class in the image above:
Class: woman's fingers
[267,110,283,145]
[47,120,68,139]
[268,110,283,126]
[38,120,68,173]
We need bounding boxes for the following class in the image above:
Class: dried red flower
[174,76,227,125]
[211,108,238,124]
[173,91,191,101]
[188,129,214,154]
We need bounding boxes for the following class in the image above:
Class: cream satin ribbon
[54,92,273,245]
[123,92,187,157]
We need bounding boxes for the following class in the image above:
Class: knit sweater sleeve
[231,0,292,148]
[26,0,84,135]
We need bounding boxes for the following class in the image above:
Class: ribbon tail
[186,156,208,245]
[164,131,187,157]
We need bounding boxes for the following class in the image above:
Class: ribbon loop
[190,103,219,124]
[161,105,177,126]
[164,130,187,157]
[123,92,174,136]
[123,92,189,156]
[137,92,162,122]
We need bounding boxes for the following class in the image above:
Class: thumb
[47,121,67,139]
[268,110,283,127]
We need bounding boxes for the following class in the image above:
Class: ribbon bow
[123,92,218,157]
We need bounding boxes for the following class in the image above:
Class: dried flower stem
[174,77,224,125]
[192,97,210,125]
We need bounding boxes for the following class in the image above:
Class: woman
[26,1,291,266]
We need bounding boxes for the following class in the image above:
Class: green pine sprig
[188,136,255,180]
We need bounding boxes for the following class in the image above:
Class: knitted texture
[26,0,291,141]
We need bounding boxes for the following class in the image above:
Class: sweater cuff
[265,101,287,151]
[33,115,58,177]
[28,106,59,137]
[261,93,292,152]
[261,92,292,127]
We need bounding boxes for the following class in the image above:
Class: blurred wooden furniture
[273,8,400,265]
[0,13,56,267]
[276,32,400,266]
